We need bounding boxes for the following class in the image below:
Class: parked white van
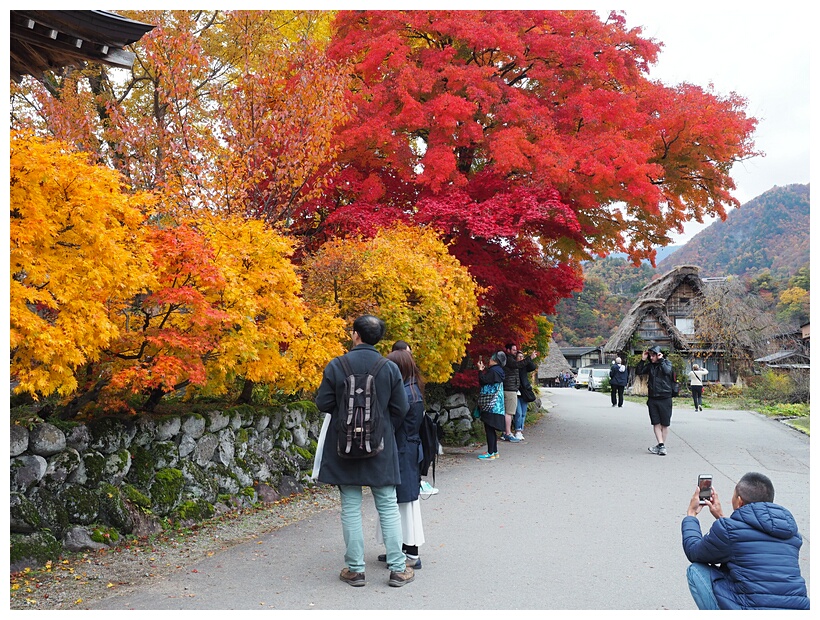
[575,367,592,389]
[588,367,610,391]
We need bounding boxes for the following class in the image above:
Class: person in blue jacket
[681,471,809,610]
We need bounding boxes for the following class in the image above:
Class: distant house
[558,346,602,371]
[754,350,810,370]
[604,265,737,386]
[537,338,574,387]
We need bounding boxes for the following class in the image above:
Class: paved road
[90,388,810,610]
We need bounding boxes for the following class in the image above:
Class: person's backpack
[336,354,389,459]
[419,411,442,485]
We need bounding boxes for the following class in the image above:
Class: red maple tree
[300,9,757,357]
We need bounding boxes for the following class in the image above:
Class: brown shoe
[388,566,415,587]
[339,567,365,587]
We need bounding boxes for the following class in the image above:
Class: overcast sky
[610,2,812,244]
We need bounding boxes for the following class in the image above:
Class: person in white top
[688,364,709,411]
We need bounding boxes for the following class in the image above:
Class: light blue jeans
[514,397,528,432]
[687,563,720,610]
[339,484,405,573]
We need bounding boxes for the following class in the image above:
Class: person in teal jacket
[681,472,809,609]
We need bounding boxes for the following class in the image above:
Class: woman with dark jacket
[376,348,425,569]
[476,351,507,460]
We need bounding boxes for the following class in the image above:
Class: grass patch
[623,395,809,436]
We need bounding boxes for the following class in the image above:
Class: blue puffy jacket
[681,502,809,609]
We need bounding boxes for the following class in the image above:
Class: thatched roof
[604,265,704,353]
[537,338,574,379]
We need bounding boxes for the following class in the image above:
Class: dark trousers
[611,385,625,407]
[483,422,498,454]
[691,385,704,408]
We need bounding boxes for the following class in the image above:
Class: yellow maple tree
[301,224,481,382]
[192,214,346,396]
[9,131,154,398]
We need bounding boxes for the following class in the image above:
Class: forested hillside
[657,183,809,278]
[552,184,810,346]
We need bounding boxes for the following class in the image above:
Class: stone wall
[9,402,323,572]
[8,392,494,572]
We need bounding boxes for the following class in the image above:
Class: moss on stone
[10,492,42,531]
[173,498,215,522]
[96,483,133,532]
[150,468,184,516]
[60,484,100,525]
[121,484,151,509]
[82,451,107,487]
[126,445,156,488]
[10,531,62,569]
[90,525,120,544]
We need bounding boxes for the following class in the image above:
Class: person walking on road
[513,350,538,440]
[375,348,426,570]
[476,351,507,460]
[688,364,708,411]
[634,345,674,456]
[314,314,415,588]
[609,356,628,408]
[681,472,810,610]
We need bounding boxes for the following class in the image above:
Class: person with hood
[681,472,809,610]
[609,356,628,408]
[634,345,674,456]
[476,351,507,460]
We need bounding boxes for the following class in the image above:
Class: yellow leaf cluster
[9,131,153,397]
[189,214,346,395]
[302,224,481,382]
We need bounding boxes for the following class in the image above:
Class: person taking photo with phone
[634,345,674,456]
[681,472,809,610]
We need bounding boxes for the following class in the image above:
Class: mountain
[656,184,810,278]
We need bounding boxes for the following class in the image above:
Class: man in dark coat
[681,472,809,609]
[609,356,628,408]
[315,314,413,588]
[634,345,674,456]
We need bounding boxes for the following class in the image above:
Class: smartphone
[698,474,713,505]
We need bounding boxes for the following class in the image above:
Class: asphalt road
[89,388,811,610]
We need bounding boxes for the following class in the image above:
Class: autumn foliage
[10,131,153,397]
[301,224,480,383]
[308,9,757,350]
[9,10,759,408]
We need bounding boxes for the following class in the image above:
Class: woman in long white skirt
[375,346,427,568]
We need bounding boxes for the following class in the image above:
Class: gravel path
[9,485,341,610]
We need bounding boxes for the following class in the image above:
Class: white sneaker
[419,481,439,497]
[514,431,524,440]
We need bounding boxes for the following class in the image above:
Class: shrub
[746,369,799,403]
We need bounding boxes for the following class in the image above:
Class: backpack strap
[364,357,388,451]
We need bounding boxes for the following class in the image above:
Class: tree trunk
[238,379,255,404]
[142,387,166,413]
[60,377,110,419]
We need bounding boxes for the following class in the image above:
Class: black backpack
[419,411,442,485]
[336,355,389,459]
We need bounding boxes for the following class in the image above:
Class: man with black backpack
[315,315,414,588]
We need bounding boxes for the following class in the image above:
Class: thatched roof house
[604,265,705,355]
[537,338,574,386]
